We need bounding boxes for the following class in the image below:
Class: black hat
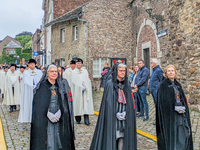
[28,59,36,64]
[10,64,16,68]
[3,65,8,69]
[19,65,26,69]
[70,60,76,64]
[76,58,83,64]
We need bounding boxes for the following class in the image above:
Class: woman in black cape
[30,64,75,150]
[156,65,193,150]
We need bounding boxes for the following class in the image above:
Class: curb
[0,117,6,150]
[94,111,157,141]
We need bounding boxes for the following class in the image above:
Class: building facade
[32,29,42,65]
[131,0,200,109]
[48,0,133,90]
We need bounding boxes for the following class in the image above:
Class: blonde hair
[164,65,178,79]
[104,62,109,67]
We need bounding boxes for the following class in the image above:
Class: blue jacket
[135,65,150,88]
[149,65,163,92]
[128,72,134,84]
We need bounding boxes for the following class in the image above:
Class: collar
[153,65,159,71]
[28,68,37,74]
[140,65,145,70]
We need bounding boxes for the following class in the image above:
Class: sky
[0,0,44,40]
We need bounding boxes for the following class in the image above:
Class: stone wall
[131,0,200,108]
[83,0,133,89]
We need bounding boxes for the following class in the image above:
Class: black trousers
[75,115,89,123]
[10,87,16,110]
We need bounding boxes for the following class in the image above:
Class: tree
[15,35,31,47]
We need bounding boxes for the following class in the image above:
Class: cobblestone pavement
[0,91,200,150]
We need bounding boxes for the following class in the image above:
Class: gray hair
[47,64,57,72]
[117,63,127,69]
[151,58,159,65]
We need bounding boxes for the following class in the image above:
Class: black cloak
[30,65,75,150]
[90,64,137,150]
[156,79,193,150]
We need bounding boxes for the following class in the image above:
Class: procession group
[0,57,194,150]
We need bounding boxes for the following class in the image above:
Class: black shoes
[136,114,144,118]
[143,117,149,121]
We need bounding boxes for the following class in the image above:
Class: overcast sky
[0,0,43,40]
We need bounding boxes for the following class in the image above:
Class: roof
[45,5,83,27]
[3,40,22,49]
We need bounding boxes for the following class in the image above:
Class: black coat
[90,64,137,150]
[30,79,75,150]
[156,79,193,150]
[100,67,110,88]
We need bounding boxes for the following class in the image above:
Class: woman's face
[166,67,176,80]
[47,67,58,80]
[58,67,62,76]
[134,66,139,72]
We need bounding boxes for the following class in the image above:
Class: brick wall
[0,36,22,56]
[53,0,90,20]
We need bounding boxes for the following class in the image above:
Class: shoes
[85,121,90,126]
[76,121,81,124]
[143,117,149,121]
[136,114,144,118]
[153,122,156,125]
[136,112,140,115]
[9,107,13,113]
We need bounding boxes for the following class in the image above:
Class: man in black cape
[156,78,193,150]
[90,63,137,150]
[30,64,75,150]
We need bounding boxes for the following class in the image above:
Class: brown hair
[129,66,134,71]
[164,65,178,79]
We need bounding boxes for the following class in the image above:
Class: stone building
[46,0,133,89]
[32,29,42,65]
[42,0,91,66]
[0,36,22,56]
[131,0,200,109]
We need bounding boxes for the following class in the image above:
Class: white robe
[18,68,43,123]
[71,68,94,116]
[0,70,7,95]
[63,67,73,87]
[3,71,21,105]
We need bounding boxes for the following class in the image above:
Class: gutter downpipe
[78,16,89,71]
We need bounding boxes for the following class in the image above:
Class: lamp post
[142,0,164,27]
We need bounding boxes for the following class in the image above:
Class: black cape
[30,79,75,150]
[156,79,193,150]
[90,64,137,150]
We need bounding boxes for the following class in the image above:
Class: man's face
[26,66,29,70]
[28,63,36,70]
[117,67,126,79]
[10,66,15,72]
[20,68,25,73]
[4,68,8,72]
[150,61,157,69]
[76,62,82,69]
[138,61,144,68]
[70,64,76,70]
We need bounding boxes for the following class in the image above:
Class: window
[9,50,16,54]
[93,58,109,78]
[60,28,65,43]
[73,26,78,40]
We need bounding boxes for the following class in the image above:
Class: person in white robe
[3,64,21,112]
[18,59,43,123]
[63,60,76,87]
[0,66,8,99]
[70,58,94,125]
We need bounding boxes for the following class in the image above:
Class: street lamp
[142,0,164,24]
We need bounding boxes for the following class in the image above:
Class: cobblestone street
[0,91,200,150]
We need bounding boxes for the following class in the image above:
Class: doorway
[143,48,150,71]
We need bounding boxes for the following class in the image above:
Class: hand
[47,109,62,123]
[134,85,138,89]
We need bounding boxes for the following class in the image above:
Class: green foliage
[24,40,32,50]
[15,35,31,47]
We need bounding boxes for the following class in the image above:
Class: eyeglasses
[49,71,58,73]
[118,70,126,73]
